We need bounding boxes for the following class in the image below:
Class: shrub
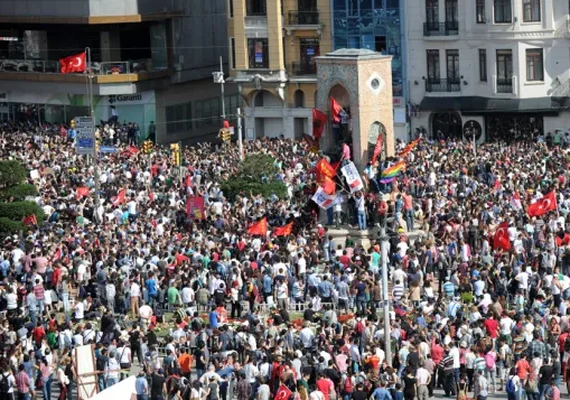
[0,161,27,188]
[0,217,25,234]
[0,184,38,201]
[236,153,278,182]
[221,179,288,201]
[0,201,45,224]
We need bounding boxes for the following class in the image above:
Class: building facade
[226,0,332,139]
[331,0,408,141]
[0,0,233,143]
[406,0,570,142]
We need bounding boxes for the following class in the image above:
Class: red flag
[315,158,336,185]
[322,176,336,195]
[247,217,268,236]
[312,108,328,141]
[528,191,557,217]
[399,137,421,158]
[371,134,384,165]
[76,187,90,200]
[59,52,86,74]
[274,221,294,237]
[330,97,343,123]
[53,248,62,261]
[493,222,511,251]
[149,192,155,202]
[185,175,191,188]
[274,383,293,400]
[556,233,570,247]
[128,146,139,154]
[111,189,126,206]
[303,134,320,154]
[22,214,37,226]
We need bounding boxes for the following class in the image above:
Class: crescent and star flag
[493,221,511,251]
[22,214,37,226]
[274,221,294,237]
[312,108,328,141]
[371,134,384,165]
[111,189,126,206]
[76,187,90,200]
[274,383,293,400]
[59,52,87,74]
[330,97,343,123]
[528,191,557,217]
[247,217,268,236]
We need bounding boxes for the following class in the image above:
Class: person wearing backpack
[0,365,16,400]
[505,368,520,400]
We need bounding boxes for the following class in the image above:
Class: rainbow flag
[380,161,405,183]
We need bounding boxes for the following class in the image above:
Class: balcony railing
[0,58,161,75]
[423,21,459,36]
[290,62,316,76]
[288,10,320,25]
[496,77,513,94]
[425,78,461,92]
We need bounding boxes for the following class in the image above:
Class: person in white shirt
[299,323,315,349]
[130,281,141,316]
[181,286,195,306]
[74,301,84,321]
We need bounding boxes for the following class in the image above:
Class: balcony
[423,21,459,36]
[425,78,460,93]
[0,58,170,84]
[288,11,320,25]
[290,62,316,76]
[496,77,513,94]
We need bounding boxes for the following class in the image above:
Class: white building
[405,0,570,142]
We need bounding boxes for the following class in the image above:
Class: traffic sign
[75,116,95,155]
[99,146,117,153]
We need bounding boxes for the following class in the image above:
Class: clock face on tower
[368,73,384,95]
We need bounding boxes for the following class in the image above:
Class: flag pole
[86,46,101,224]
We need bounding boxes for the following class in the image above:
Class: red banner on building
[186,196,205,220]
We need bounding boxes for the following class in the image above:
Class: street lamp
[212,56,226,119]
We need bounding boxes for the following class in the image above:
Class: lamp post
[212,56,226,120]
[379,226,392,366]
[86,47,101,224]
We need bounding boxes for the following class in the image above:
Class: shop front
[0,90,156,135]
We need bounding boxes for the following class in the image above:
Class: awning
[419,96,570,114]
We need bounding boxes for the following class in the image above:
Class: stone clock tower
[315,49,395,169]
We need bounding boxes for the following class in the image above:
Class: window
[194,97,222,128]
[246,0,266,15]
[523,0,540,22]
[479,49,487,81]
[446,49,459,82]
[494,0,512,23]
[426,0,439,28]
[166,103,192,135]
[229,0,233,17]
[247,38,269,69]
[476,0,486,23]
[445,0,458,23]
[230,38,235,69]
[526,48,544,81]
[426,49,440,82]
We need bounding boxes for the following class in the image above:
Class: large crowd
[0,119,567,400]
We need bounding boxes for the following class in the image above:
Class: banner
[341,161,364,193]
[186,196,205,220]
[311,187,336,209]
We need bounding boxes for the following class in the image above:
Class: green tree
[221,153,287,200]
[0,161,44,234]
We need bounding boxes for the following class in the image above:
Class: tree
[0,161,44,234]
[221,153,288,200]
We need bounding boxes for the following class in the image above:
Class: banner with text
[341,161,364,192]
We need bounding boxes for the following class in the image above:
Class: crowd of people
[0,120,567,400]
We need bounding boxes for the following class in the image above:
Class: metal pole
[380,226,392,366]
[473,135,476,158]
[220,56,226,120]
[237,107,244,161]
[87,47,101,224]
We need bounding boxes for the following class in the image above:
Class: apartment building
[0,0,235,143]
[226,0,332,139]
[406,0,570,141]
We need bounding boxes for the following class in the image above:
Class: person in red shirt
[316,372,334,400]
[431,337,444,387]
[484,315,499,339]
[515,355,532,381]
[339,250,351,269]
[32,322,45,346]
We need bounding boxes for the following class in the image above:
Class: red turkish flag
[76,187,90,200]
[493,222,511,251]
[274,221,294,237]
[111,189,126,206]
[371,134,384,165]
[321,176,336,195]
[59,52,86,74]
[274,384,293,400]
[22,214,37,226]
[247,217,268,236]
[312,108,328,141]
[528,191,557,217]
[330,97,343,123]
